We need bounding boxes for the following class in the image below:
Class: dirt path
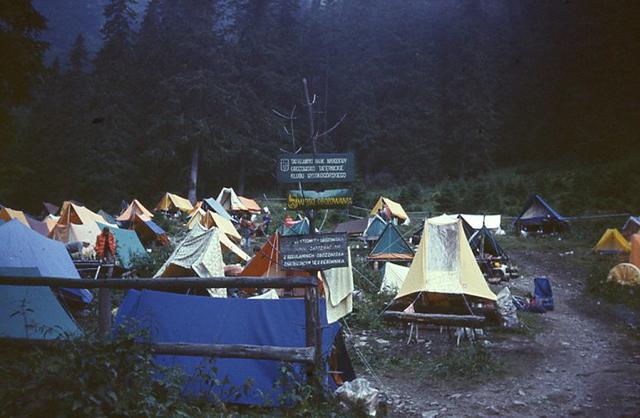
[357,249,640,417]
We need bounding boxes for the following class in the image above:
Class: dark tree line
[1,0,638,213]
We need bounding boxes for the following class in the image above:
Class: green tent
[0,267,81,339]
[97,223,147,268]
[368,223,414,262]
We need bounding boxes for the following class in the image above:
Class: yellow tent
[44,215,59,233]
[56,202,112,227]
[117,199,153,222]
[155,193,193,213]
[238,196,261,214]
[594,229,630,254]
[187,209,241,242]
[0,207,29,227]
[395,214,496,302]
[370,197,409,222]
[187,201,203,218]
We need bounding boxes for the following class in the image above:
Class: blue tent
[203,198,232,220]
[0,220,93,305]
[513,194,569,234]
[115,290,340,405]
[97,223,146,268]
[363,215,387,240]
[469,226,507,258]
[277,218,310,236]
[368,223,414,262]
[0,267,81,339]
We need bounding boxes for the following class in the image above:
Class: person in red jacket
[95,227,117,277]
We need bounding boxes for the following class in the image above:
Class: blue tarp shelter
[97,223,146,268]
[203,198,232,221]
[115,290,340,405]
[0,220,93,305]
[368,223,414,262]
[0,267,81,339]
[469,226,507,259]
[513,194,569,234]
[363,215,387,241]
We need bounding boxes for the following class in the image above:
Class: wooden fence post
[98,265,112,341]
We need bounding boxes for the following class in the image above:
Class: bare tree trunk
[188,143,199,204]
[302,78,316,153]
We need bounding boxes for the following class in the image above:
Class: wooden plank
[0,276,319,290]
[0,338,316,364]
[383,311,486,328]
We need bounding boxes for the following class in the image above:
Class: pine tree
[68,34,88,74]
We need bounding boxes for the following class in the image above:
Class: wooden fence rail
[0,275,323,377]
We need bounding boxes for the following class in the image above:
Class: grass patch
[585,254,640,311]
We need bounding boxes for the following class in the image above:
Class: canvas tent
[238,196,261,214]
[217,187,246,213]
[132,214,169,246]
[367,223,414,262]
[593,229,630,254]
[26,215,49,237]
[0,266,81,339]
[469,226,507,258]
[202,197,232,220]
[189,209,240,241]
[114,290,340,405]
[370,196,409,223]
[621,216,640,238]
[0,220,93,305]
[277,218,310,236]
[395,215,497,303]
[51,221,102,247]
[630,234,640,268]
[55,201,113,227]
[241,233,310,279]
[155,193,193,213]
[154,223,226,297]
[363,215,388,241]
[117,199,154,223]
[0,207,29,226]
[333,218,368,237]
[98,210,118,225]
[379,262,410,294]
[513,194,569,234]
[43,202,59,216]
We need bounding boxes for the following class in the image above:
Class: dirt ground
[348,249,640,417]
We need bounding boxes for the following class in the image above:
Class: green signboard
[287,189,353,210]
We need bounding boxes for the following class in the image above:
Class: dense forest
[1,0,638,214]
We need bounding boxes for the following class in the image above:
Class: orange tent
[630,234,640,268]
[117,199,154,222]
[238,196,261,214]
[0,207,29,226]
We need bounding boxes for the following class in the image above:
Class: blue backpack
[534,277,554,311]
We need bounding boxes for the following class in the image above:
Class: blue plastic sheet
[115,290,340,405]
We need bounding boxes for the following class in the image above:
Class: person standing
[240,215,254,250]
[95,227,117,277]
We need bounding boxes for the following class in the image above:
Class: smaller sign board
[280,233,349,270]
[277,153,354,184]
[287,189,353,210]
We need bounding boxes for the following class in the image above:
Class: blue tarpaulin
[203,198,232,220]
[0,220,93,305]
[114,290,340,405]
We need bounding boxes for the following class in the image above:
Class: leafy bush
[0,334,221,417]
[129,244,174,277]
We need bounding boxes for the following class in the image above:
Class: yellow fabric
[117,199,153,222]
[186,209,206,229]
[57,202,112,226]
[188,201,203,218]
[322,248,354,324]
[155,193,193,212]
[218,231,250,261]
[0,207,29,226]
[188,210,241,241]
[395,216,497,301]
[380,262,410,294]
[594,229,631,253]
[370,197,409,221]
[44,215,59,233]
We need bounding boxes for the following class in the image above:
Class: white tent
[379,262,410,294]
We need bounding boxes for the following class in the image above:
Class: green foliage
[0,333,221,417]
[428,345,502,379]
[129,244,173,277]
[585,256,640,311]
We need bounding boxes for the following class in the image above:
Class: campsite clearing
[348,245,640,417]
